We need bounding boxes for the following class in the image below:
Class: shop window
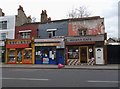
[17,50,22,62]
[42,49,49,58]
[68,46,79,59]
[8,49,16,63]
[35,48,42,60]
[49,48,56,60]
[24,49,32,60]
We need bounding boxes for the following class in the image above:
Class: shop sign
[35,38,64,42]
[43,58,49,64]
[56,41,65,48]
[66,35,104,42]
[35,43,60,46]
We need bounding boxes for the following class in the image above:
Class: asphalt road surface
[1,68,120,87]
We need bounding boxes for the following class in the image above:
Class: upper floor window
[46,29,57,38]
[78,28,87,36]
[48,31,56,38]
[20,32,30,39]
[0,21,7,30]
[1,33,6,40]
[19,30,31,39]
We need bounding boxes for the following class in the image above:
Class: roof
[20,16,103,26]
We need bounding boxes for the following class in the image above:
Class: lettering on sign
[66,35,104,42]
[69,38,92,42]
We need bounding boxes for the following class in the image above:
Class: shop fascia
[66,35,105,42]
[34,38,65,48]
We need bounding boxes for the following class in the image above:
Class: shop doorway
[79,46,88,63]
[16,49,22,63]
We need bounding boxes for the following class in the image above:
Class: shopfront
[0,41,5,62]
[5,39,34,64]
[65,35,107,65]
[34,38,65,65]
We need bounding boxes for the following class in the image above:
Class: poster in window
[52,54,54,60]
[49,51,52,58]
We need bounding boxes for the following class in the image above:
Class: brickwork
[15,23,39,39]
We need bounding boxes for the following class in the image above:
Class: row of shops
[4,34,107,65]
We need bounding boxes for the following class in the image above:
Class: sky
[0,0,119,38]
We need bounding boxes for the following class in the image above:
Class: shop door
[80,47,88,63]
[95,48,104,64]
[16,49,22,63]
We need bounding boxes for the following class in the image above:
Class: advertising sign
[43,58,49,64]
[66,35,104,42]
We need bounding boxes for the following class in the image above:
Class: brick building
[37,12,107,65]
[15,23,39,39]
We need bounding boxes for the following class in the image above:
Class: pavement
[0,63,120,70]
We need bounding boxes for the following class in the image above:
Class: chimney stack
[0,8,5,16]
[41,10,48,23]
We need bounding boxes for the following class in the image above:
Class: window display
[8,49,16,63]
[35,50,42,60]
[24,49,32,60]
[68,46,79,59]
[42,49,49,57]
[17,50,22,62]
[49,48,56,60]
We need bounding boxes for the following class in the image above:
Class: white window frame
[46,29,57,38]
[19,30,31,39]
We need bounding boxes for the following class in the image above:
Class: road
[1,68,120,87]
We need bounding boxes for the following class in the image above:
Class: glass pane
[53,31,55,36]
[24,49,32,60]
[68,46,79,59]
[8,50,16,62]
[2,21,7,29]
[48,32,52,38]
[17,50,22,62]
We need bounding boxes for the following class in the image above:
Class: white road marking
[87,80,119,83]
[0,77,49,81]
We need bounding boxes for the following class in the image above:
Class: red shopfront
[6,39,34,64]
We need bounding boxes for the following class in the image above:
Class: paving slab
[0,63,119,70]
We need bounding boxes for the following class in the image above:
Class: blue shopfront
[34,38,65,65]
